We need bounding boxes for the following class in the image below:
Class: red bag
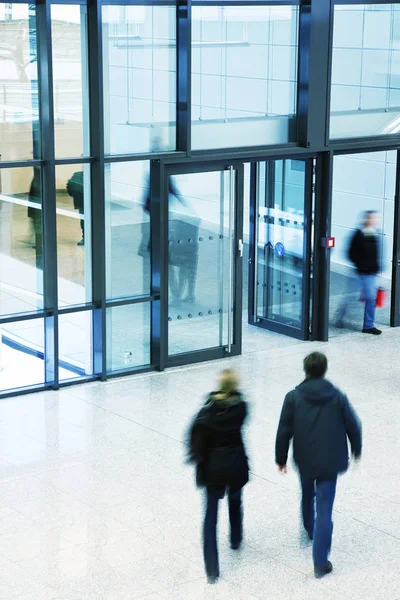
[376,287,387,308]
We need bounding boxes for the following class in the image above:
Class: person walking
[187,369,249,584]
[336,210,382,335]
[275,352,362,579]
[66,170,85,246]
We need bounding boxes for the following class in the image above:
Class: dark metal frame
[2,0,400,397]
[247,157,314,341]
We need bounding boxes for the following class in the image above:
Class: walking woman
[187,369,249,583]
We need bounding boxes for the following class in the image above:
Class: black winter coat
[275,379,362,479]
[188,393,249,492]
[349,229,379,274]
[67,171,84,211]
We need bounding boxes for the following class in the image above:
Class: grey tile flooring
[0,327,400,599]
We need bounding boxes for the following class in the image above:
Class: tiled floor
[1,328,400,599]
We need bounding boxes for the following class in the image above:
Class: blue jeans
[358,274,377,329]
[300,475,337,569]
[203,487,243,578]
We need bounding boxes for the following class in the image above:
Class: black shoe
[231,541,241,550]
[314,561,333,579]
[362,327,382,335]
[77,237,84,246]
[207,575,219,584]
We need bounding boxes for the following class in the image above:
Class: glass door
[166,164,243,365]
[248,159,313,339]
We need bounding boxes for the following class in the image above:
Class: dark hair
[303,352,328,379]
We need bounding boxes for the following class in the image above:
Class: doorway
[328,150,400,337]
[164,163,244,367]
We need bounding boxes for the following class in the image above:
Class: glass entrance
[249,159,313,339]
[166,165,243,364]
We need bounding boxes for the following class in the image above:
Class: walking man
[336,210,382,335]
[275,352,362,579]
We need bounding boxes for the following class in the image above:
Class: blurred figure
[275,352,362,579]
[138,132,199,305]
[336,210,382,335]
[187,369,249,584]
[66,171,84,246]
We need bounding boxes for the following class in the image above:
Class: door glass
[168,170,235,355]
[255,159,306,328]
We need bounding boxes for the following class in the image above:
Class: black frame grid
[1,0,400,398]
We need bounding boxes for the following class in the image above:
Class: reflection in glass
[106,303,150,371]
[329,151,395,333]
[331,4,400,139]
[51,5,89,158]
[0,318,45,392]
[102,5,176,155]
[105,161,150,300]
[0,4,40,160]
[57,164,91,306]
[168,171,234,356]
[192,6,299,149]
[0,167,43,315]
[255,160,305,328]
[59,311,93,380]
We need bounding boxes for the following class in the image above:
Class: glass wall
[105,161,150,299]
[191,5,299,149]
[331,4,400,139]
[51,5,90,158]
[102,5,177,155]
[329,151,395,334]
[0,4,39,161]
[0,167,43,315]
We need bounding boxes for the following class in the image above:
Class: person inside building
[66,170,85,246]
[187,369,249,584]
[275,352,362,579]
[336,210,382,335]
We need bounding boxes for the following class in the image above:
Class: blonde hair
[218,369,239,396]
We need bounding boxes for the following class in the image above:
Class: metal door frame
[159,161,244,369]
[391,150,400,327]
[248,157,314,340]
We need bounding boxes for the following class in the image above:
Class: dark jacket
[66,171,84,211]
[349,229,379,274]
[275,379,362,479]
[27,175,41,219]
[188,392,249,491]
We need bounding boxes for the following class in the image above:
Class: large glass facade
[1,0,400,397]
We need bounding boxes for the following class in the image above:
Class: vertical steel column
[150,159,167,370]
[391,150,400,327]
[311,151,333,341]
[297,0,333,150]
[87,0,106,379]
[176,0,191,154]
[36,0,58,388]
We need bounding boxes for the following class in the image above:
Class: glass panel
[102,5,176,155]
[0,318,45,392]
[329,151,395,335]
[255,159,305,328]
[168,170,234,356]
[57,164,91,307]
[105,161,150,300]
[0,4,39,161]
[0,167,43,315]
[191,5,299,150]
[331,4,400,139]
[51,5,90,158]
[59,311,93,381]
[106,302,150,371]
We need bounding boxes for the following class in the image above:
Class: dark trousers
[203,487,243,578]
[300,475,337,569]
